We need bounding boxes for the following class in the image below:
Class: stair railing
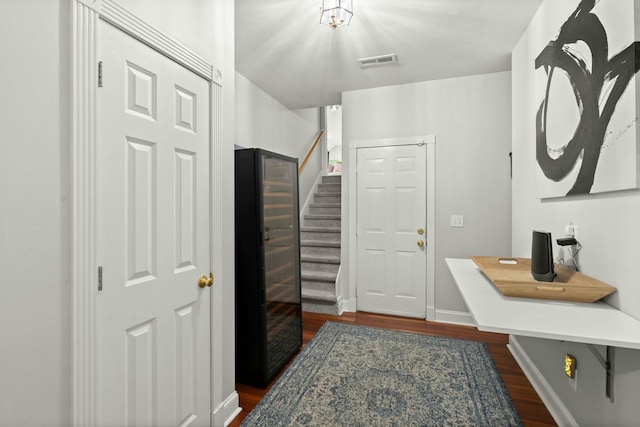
[298,130,326,173]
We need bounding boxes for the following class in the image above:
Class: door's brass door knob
[198,274,214,288]
[417,240,424,248]
[417,227,424,235]
[198,275,208,288]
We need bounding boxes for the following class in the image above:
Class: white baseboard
[216,391,241,427]
[339,298,356,314]
[336,307,473,325]
[433,309,475,327]
[426,306,436,322]
[508,336,578,427]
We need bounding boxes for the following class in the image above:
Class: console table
[446,258,640,401]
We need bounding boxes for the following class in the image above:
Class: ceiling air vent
[357,53,397,68]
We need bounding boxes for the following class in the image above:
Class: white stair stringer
[300,174,341,315]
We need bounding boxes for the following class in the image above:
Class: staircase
[300,175,341,315]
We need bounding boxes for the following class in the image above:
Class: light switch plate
[451,215,464,228]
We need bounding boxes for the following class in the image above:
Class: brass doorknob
[417,240,424,248]
[198,276,208,288]
[198,274,214,288]
[417,227,424,235]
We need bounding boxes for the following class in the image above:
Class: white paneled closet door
[96,21,211,427]
[356,144,427,318]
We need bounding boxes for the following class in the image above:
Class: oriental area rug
[242,322,521,426]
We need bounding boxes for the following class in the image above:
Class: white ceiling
[235,0,542,110]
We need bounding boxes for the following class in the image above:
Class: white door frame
[70,1,223,424]
[347,136,436,321]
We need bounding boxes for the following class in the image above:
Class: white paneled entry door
[356,143,428,318]
[96,21,211,426]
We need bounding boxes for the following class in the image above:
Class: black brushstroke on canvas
[535,0,640,195]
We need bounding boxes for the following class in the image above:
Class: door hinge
[98,266,103,291]
[98,61,103,88]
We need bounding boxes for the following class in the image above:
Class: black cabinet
[234,148,302,387]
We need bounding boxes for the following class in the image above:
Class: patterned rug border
[242,321,522,426]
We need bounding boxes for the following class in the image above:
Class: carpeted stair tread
[300,239,341,248]
[304,214,341,220]
[317,185,341,193]
[310,203,341,208]
[313,194,341,203]
[322,174,342,182]
[301,288,338,303]
[300,175,342,316]
[313,191,341,196]
[301,270,337,282]
[301,226,341,233]
[301,254,340,264]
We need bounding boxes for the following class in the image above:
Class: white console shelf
[446,258,640,350]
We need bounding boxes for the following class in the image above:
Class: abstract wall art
[535,0,640,197]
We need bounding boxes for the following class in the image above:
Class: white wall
[235,73,319,159]
[115,0,215,62]
[342,72,513,321]
[0,1,71,425]
[512,0,640,424]
[207,0,237,423]
[0,1,237,425]
[327,106,343,162]
[235,72,321,208]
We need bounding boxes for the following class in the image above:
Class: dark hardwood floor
[229,311,557,427]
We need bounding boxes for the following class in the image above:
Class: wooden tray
[471,256,616,303]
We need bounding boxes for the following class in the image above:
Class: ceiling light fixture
[320,0,353,29]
